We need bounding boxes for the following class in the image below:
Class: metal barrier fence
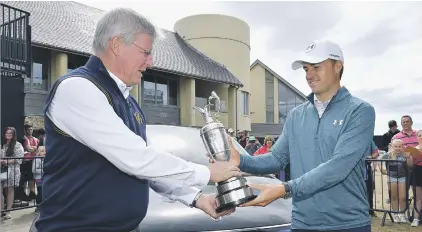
[365,158,421,226]
[1,156,44,214]
[1,155,421,226]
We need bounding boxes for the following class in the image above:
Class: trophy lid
[192,91,221,124]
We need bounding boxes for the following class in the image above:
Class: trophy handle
[192,105,205,114]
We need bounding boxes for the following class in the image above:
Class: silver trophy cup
[193,91,257,213]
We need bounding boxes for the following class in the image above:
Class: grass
[372,214,420,232]
[371,170,420,231]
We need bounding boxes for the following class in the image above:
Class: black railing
[0,3,31,77]
[1,156,44,214]
[1,3,32,139]
[366,158,421,226]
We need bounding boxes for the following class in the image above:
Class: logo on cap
[306,42,316,53]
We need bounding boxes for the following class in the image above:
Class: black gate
[0,3,31,140]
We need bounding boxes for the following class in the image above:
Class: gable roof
[0,1,242,86]
[251,59,307,100]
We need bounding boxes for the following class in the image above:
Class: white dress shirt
[314,96,331,118]
[46,71,210,206]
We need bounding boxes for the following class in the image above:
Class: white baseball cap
[291,40,344,70]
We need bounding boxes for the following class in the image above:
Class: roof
[250,59,307,100]
[0,1,242,86]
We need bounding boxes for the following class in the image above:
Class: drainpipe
[0,64,2,134]
[235,85,240,133]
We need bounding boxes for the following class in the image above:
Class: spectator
[392,115,418,205]
[365,141,379,216]
[32,146,45,213]
[392,116,418,148]
[245,136,261,155]
[253,136,274,156]
[0,127,24,220]
[382,120,400,151]
[411,130,422,227]
[381,139,413,223]
[19,123,38,201]
[238,130,248,148]
[37,129,46,147]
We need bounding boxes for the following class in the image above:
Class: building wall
[174,14,251,131]
[250,64,265,123]
[250,64,280,124]
[249,63,306,137]
[24,46,233,129]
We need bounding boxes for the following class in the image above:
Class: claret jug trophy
[193,91,257,213]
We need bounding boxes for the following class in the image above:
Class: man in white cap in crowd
[223,40,376,231]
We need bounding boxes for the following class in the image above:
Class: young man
[225,40,376,231]
[382,120,400,151]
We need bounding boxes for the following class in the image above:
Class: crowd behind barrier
[366,158,421,227]
[1,156,44,214]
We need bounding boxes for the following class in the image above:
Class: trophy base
[214,176,257,213]
[215,195,257,213]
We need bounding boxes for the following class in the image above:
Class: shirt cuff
[179,188,201,207]
[189,162,210,186]
[239,154,246,170]
[287,180,296,197]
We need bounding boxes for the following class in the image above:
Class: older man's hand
[196,193,235,221]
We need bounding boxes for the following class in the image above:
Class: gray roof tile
[1,1,242,86]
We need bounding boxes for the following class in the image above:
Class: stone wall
[24,116,44,129]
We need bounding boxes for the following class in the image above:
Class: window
[241,91,249,115]
[278,80,305,123]
[265,70,274,123]
[68,54,88,70]
[30,47,50,91]
[266,110,274,123]
[143,75,178,106]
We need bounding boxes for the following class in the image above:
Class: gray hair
[92,8,161,54]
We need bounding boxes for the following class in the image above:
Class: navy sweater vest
[36,56,149,232]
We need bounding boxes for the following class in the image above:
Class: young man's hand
[208,134,241,168]
[239,183,285,207]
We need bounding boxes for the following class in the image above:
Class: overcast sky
[80,0,422,135]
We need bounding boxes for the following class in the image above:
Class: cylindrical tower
[174,14,251,131]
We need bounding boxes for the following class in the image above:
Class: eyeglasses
[133,43,152,57]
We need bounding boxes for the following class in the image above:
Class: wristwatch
[190,190,203,208]
[282,182,292,199]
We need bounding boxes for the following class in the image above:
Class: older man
[224,40,375,231]
[34,8,239,232]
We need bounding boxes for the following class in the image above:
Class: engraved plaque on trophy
[193,91,257,213]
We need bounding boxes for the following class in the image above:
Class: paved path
[1,207,36,232]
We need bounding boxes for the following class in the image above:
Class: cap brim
[291,55,329,70]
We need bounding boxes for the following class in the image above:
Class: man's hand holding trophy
[209,130,287,208]
[198,91,288,214]
[193,91,258,215]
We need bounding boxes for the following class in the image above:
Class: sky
[79,0,422,135]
